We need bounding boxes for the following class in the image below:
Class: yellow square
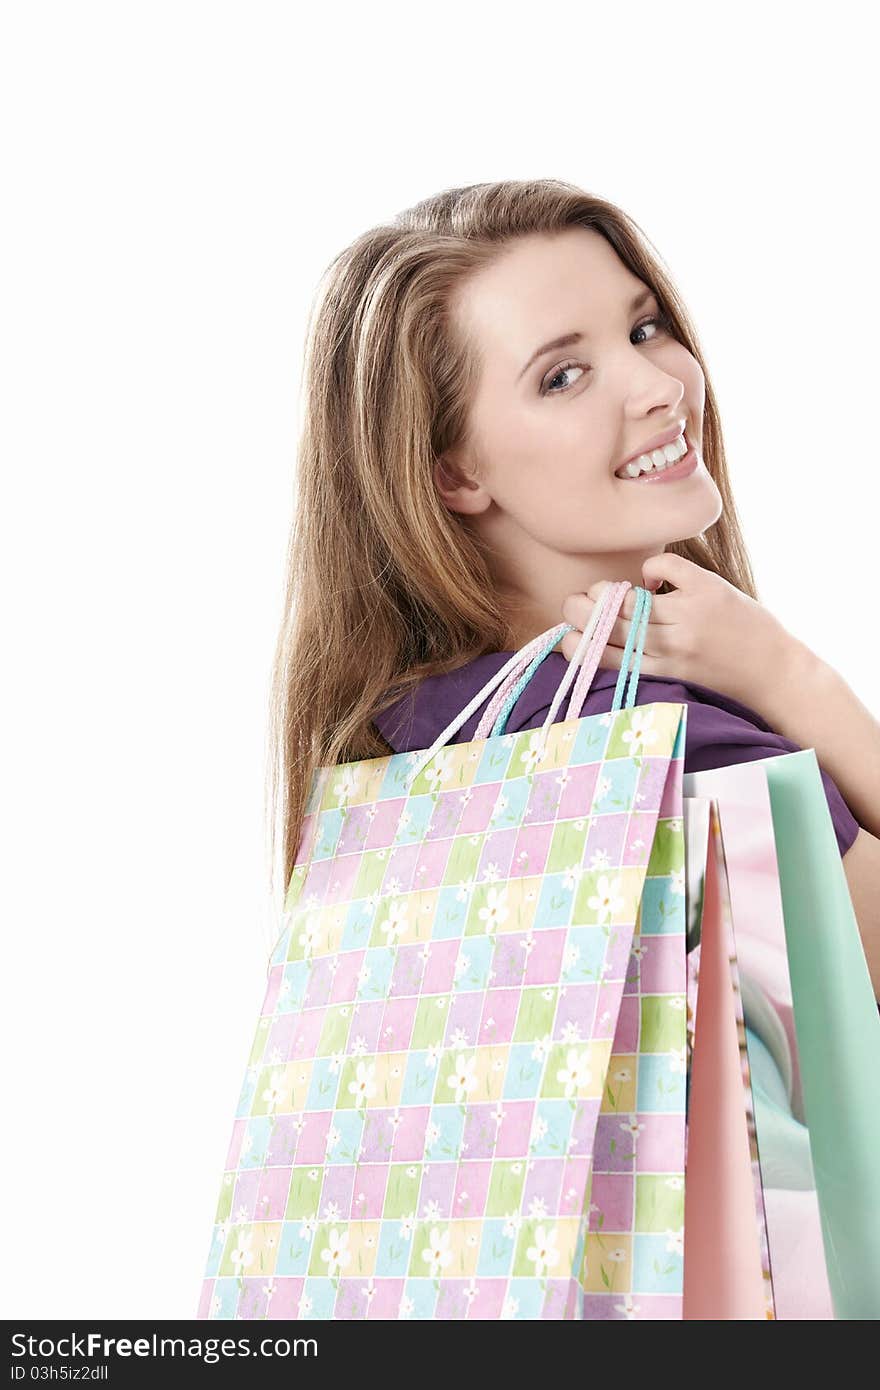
[370,1052,407,1107]
[219,1220,281,1279]
[492,876,540,934]
[342,1220,381,1277]
[446,1219,483,1277]
[581,1232,633,1294]
[602,1054,637,1114]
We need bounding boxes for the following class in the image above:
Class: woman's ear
[433,450,490,516]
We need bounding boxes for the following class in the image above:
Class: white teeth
[619,432,688,478]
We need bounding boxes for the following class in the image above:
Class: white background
[2,0,877,1319]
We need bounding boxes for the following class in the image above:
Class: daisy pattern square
[581,1231,632,1293]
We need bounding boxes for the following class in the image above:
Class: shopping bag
[681,796,774,1319]
[685,755,880,1319]
[196,581,692,1320]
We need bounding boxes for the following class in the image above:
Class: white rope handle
[403,581,619,791]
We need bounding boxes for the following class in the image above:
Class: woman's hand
[558,552,809,712]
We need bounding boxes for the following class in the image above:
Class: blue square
[453,933,493,991]
[503,1043,543,1099]
[401,1050,436,1106]
[275,1221,312,1275]
[636,1052,686,1112]
[375,1218,411,1277]
[477,1219,516,1276]
[433,885,469,939]
[535,872,576,929]
[631,1232,683,1293]
[427,1103,465,1160]
[530,1098,573,1159]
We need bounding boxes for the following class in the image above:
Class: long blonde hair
[265,178,757,914]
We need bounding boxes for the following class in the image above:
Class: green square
[318,1005,353,1058]
[409,1221,447,1277]
[352,850,391,900]
[540,1043,580,1098]
[411,996,449,1049]
[309,1223,349,1276]
[247,1017,270,1067]
[646,820,684,876]
[513,987,557,1042]
[383,1164,422,1219]
[546,819,589,874]
[485,1159,527,1217]
[214,1173,233,1224]
[635,1173,684,1232]
[284,1168,322,1220]
[465,882,507,937]
[512,1218,545,1276]
[639,996,685,1052]
[443,834,484,886]
[573,869,608,925]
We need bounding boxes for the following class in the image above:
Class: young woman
[266,177,879,996]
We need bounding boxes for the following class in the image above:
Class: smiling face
[435,225,723,647]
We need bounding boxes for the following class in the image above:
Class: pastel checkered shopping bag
[197,581,690,1320]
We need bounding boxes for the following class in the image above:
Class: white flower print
[614,1295,640,1319]
[527,1225,560,1279]
[561,1020,583,1045]
[399,1213,417,1241]
[478,884,510,931]
[229,1227,254,1273]
[421,1227,453,1274]
[531,1033,553,1063]
[381,899,408,945]
[587,874,624,925]
[260,1070,286,1114]
[332,766,360,806]
[588,849,611,870]
[665,1226,684,1256]
[594,775,612,803]
[298,915,319,959]
[447,1052,478,1103]
[556,1047,591,1098]
[348,1060,377,1109]
[502,1211,522,1238]
[320,1228,351,1278]
[670,867,685,896]
[668,1045,687,1074]
[425,750,454,793]
[501,1295,520,1318]
[621,708,659,755]
[398,1294,415,1318]
[562,863,585,892]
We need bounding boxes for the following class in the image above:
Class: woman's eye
[540,313,671,396]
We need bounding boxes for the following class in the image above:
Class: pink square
[330,950,365,1005]
[422,939,459,994]
[379,995,417,1051]
[350,1163,389,1220]
[638,933,685,994]
[453,1160,493,1219]
[295,1111,332,1164]
[458,783,501,834]
[365,797,406,850]
[413,836,453,889]
[623,811,661,866]
[479,988,521,1045]
[391,1105,430,1161]
[495,1100,534,1157]
[291,1007,326,1061]
[468,1279,507,1318]
[255,1164,293,1221]
[636,1112,684,1171]
[368,1277,405,1318]
[510,821,553,876]
[558,761,600,820]
[524,928,566,985]
[658,758,683,817]
[265,1278,306,1320]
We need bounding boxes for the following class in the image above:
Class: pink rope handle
[564,581,631,722]
[472,624,567,741]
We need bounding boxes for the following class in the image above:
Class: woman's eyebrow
[517,287,656,381]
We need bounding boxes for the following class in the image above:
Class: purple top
[373,652,861,858]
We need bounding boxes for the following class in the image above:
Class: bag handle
[403,581,653,791]
[475,580,628,739]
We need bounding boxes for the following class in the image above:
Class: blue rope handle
[611,586,652,711]
[489,584,653,736]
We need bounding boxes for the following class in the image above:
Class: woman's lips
[617,438,698,484]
